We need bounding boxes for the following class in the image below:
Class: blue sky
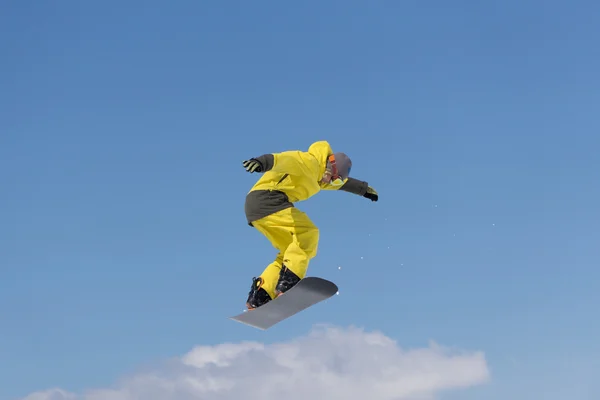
[2,1,599,399]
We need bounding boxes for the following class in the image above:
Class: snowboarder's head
[321,152,352,186]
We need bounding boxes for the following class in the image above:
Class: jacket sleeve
[271,151,311,175]
[339,177,369,196]
[251,151,311,175]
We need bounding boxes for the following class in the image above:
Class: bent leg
[276,207,319,294]
[248,207,320,305]
[283,207,319,277]
[247,214,293,307]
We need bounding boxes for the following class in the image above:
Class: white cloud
[20,389,77,400]
[20,325,490,400]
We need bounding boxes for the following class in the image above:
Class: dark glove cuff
[252,154,274,172]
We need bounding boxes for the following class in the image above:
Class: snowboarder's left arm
[339,177,378,202]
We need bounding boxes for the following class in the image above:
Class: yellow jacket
[249,140,341,203]
[244,140,373,224]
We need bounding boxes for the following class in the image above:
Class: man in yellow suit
[242,140,378,309]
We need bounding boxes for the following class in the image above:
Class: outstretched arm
[340,177,378,201]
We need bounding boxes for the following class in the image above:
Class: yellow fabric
[251,207,319,299]
[248,140,347,202]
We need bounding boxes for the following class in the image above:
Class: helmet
[326,152,352,186]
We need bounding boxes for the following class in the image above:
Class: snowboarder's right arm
[242,151,308,175]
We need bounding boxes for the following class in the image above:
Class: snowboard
[230,277,338,330]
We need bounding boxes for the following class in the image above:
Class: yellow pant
[252,207,319,299]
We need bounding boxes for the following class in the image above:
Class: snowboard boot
[275,265,301,297]
[246,276,272,310]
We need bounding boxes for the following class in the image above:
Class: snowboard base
[230,277,338,330]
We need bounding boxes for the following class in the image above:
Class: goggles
[327,154,348,187]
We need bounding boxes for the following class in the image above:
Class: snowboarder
[242,140,378,310]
